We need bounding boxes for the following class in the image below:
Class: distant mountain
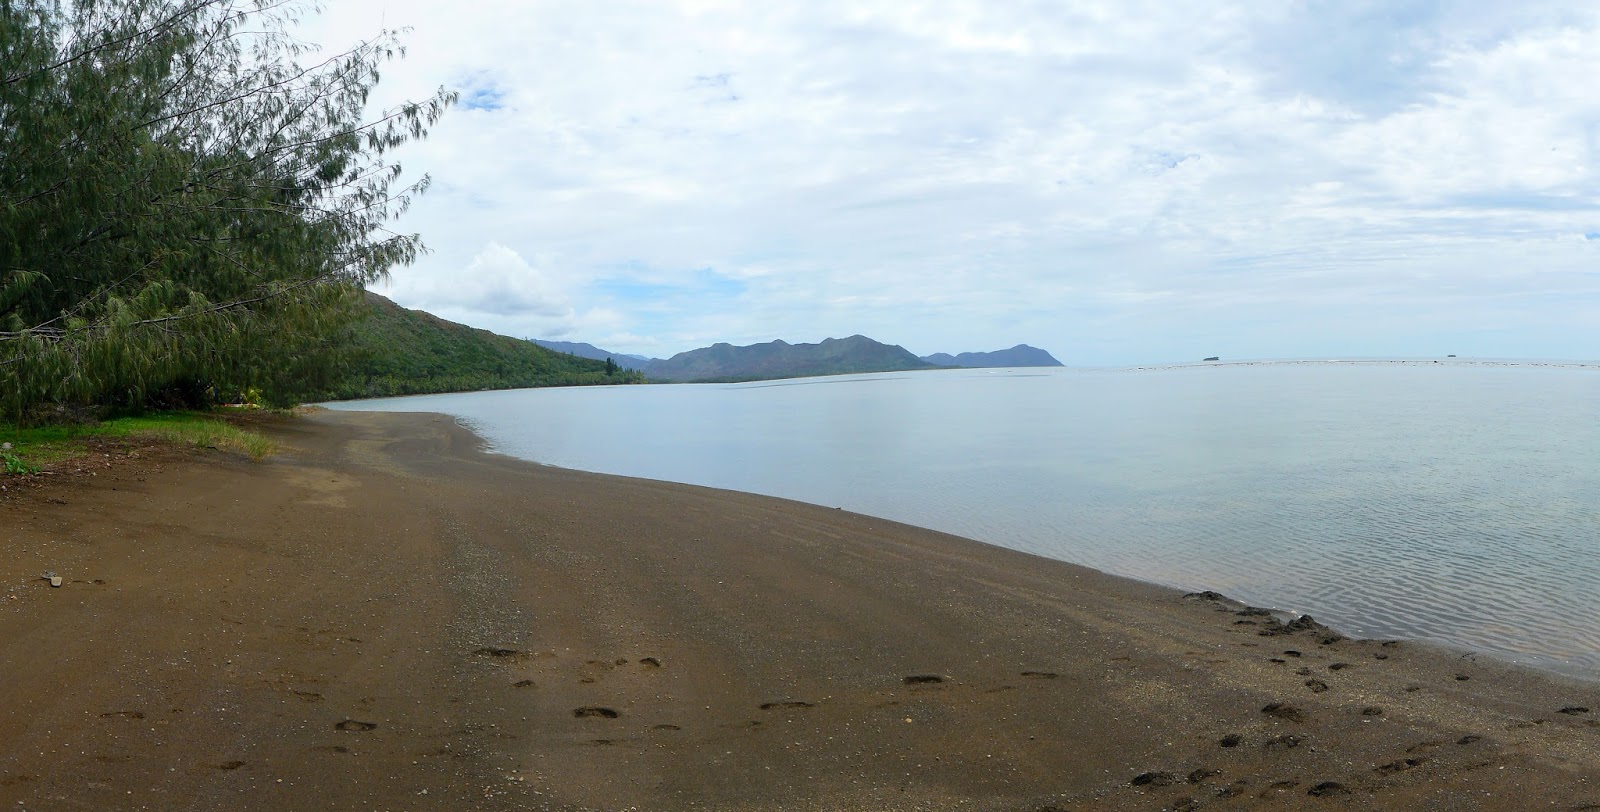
[320,294,645,400]
[532,339,654,370]
[526,335,1060,382]
[921,345,1063,368]
[645,335,938,382]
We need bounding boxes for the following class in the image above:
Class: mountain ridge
[921,344,1062,367]
[531,335,1064,382]
[645,335,937,382]
[531,339,652,370]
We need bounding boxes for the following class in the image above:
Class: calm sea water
[327,362,1600,678]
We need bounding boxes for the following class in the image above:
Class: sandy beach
[2,410,1598,811]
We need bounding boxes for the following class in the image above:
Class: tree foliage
[0,0,454,419]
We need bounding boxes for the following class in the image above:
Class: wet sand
[2,410,1598,811]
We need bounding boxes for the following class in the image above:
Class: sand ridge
[1,410,1598,811]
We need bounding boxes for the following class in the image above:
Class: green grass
[0,411,278,474]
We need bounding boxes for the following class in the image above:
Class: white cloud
[303,1,1600,363]
[384,241,574,328]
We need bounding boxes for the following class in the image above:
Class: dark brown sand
[2,410,1598,811]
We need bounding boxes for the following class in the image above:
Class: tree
[0,0,454,419]
[605,357,617,376]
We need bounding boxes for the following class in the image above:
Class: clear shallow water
[328,363,1600,678]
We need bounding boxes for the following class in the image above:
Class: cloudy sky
[303,1,1600,365]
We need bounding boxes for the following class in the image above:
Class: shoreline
[353,406,1600,687]
[4,409,1599,810]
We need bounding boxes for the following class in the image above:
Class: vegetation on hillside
[317,294,643,400]
[0,0,452,421]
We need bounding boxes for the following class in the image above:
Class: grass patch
[0,411,278,474]
[115,415,278,461]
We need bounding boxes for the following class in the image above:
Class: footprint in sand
[1262,703,1307,722]
[1304,679,1329,693]
[759,700,815,710]
[1130,771,1178,787]
[903,674,946,685]
[1376,757,1427,774]
[216,761,246,770]
[573,706,619,719]
[99,711,145,720]
[1020,671,1059,679]
[474,647,525,659]
[334,719,377,731]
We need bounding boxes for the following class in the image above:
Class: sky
[301,1,1600,365]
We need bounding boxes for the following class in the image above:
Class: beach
[2,410,1598,811]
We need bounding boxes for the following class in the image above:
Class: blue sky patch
[462,86,505,111]
[594,267,747,305]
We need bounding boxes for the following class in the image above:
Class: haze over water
[330,362,1600,678]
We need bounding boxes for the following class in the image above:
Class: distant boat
[1203,356,1220,362]
[1447,354,1457,358]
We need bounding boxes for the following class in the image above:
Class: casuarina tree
[0,0,454,418]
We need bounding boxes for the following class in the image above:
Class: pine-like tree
[0,0,454,418]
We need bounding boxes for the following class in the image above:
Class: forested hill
[319,294,643,400]
[645,335,937,382]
